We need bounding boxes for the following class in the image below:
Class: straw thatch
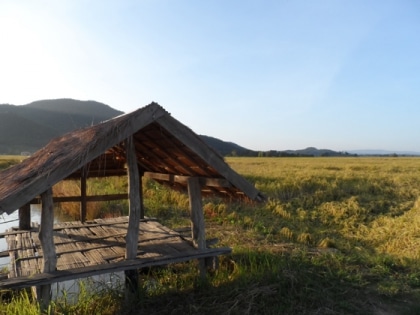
[0,102,264,215]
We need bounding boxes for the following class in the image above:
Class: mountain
[254,147,354,157]
[0,98,356,157]
[348,150,420,156]
[2,99,414,157]
[199,135,254,156]
[0,99,123,154]
[196,141,354,157]
[283,147,353,157]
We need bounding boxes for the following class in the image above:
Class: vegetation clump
[0,156,23,171]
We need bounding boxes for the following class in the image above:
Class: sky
[1,1,419,152]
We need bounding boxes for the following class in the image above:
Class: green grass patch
[0,155,23,170]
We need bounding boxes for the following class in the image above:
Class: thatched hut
[0,102,263,304]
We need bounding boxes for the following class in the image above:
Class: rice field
[1,156,420,314]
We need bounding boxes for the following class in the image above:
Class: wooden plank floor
[1,217,231,289]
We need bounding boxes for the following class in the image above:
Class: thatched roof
[0,103,264,215]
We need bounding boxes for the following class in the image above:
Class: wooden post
[139,172,145,220]
[18,203,31,230]
[80,166,87,223]
[187,177,206,278]
[37,188,57,311]
[125,136,141,294]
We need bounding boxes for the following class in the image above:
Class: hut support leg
[139,171,145,220]
[19,203,31,230]
[187,177,206,278]
[125,136,141,294]
[80,166,87,223]
[37,188,57,311]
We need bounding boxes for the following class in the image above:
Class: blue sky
[1,1,419,152]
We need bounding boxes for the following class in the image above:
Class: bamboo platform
[0,217,230,290]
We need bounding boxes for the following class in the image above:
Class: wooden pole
[187,177,206,278]
[139,171,145,220]
[37,188,56,311]
[80,166,87,223]
[18,203,31,230]
[125,136,141,294]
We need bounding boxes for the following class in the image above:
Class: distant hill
[282,147,354,157]
[199,135,255,156]
[348,149,420,156]
[197,140,354,158]
[2,99,410,157]
[0,98,357,157]
[0,99,123,154]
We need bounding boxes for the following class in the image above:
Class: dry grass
[52,178,129,220]
[120,157,420,314]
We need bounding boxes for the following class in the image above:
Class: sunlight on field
[226,156,420,179]
[224,157,420,261]
[0,155,24,170]
[0,155,23,160]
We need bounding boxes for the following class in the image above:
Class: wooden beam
[125,136,141,293]
[137,130,195,175]
[65,169,127,179]
[133,135,185,174]
[0,103,167,215]
[38,188,56,309]
[109,144,150,173]
[18,203,31,230]
[156,114,263,201]
[187,177,206,278]
[0,248,232,290]
[144,172,232,188]
[188,177,206,249]
[80,166,87,223]
[0,218,158,239]
[125,137,141,259]
[139,172,145,219]
[31,193,128,204]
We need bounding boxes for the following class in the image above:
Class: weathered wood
[17,241,127,260]
[65,169,127,179]
[39,189,57,273]
[0,228,37,239]
[144,171,232,188]
[135,129,195,174]
[8,232,18,278]
[187,177,206,277]
[139,172,145,219]
[38,188,56,309]
[51,217,156,231]
[2,217,158,239]
[156,114,263,201]
[0,104,167,215]
[188,177,206,249]
[80,166,87,223]
[31,193,129,204]
[3,217,232,291]
[0,247,232,290]
[125,137,141,259]
[18,203,31,230]
[125,136,141,293]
